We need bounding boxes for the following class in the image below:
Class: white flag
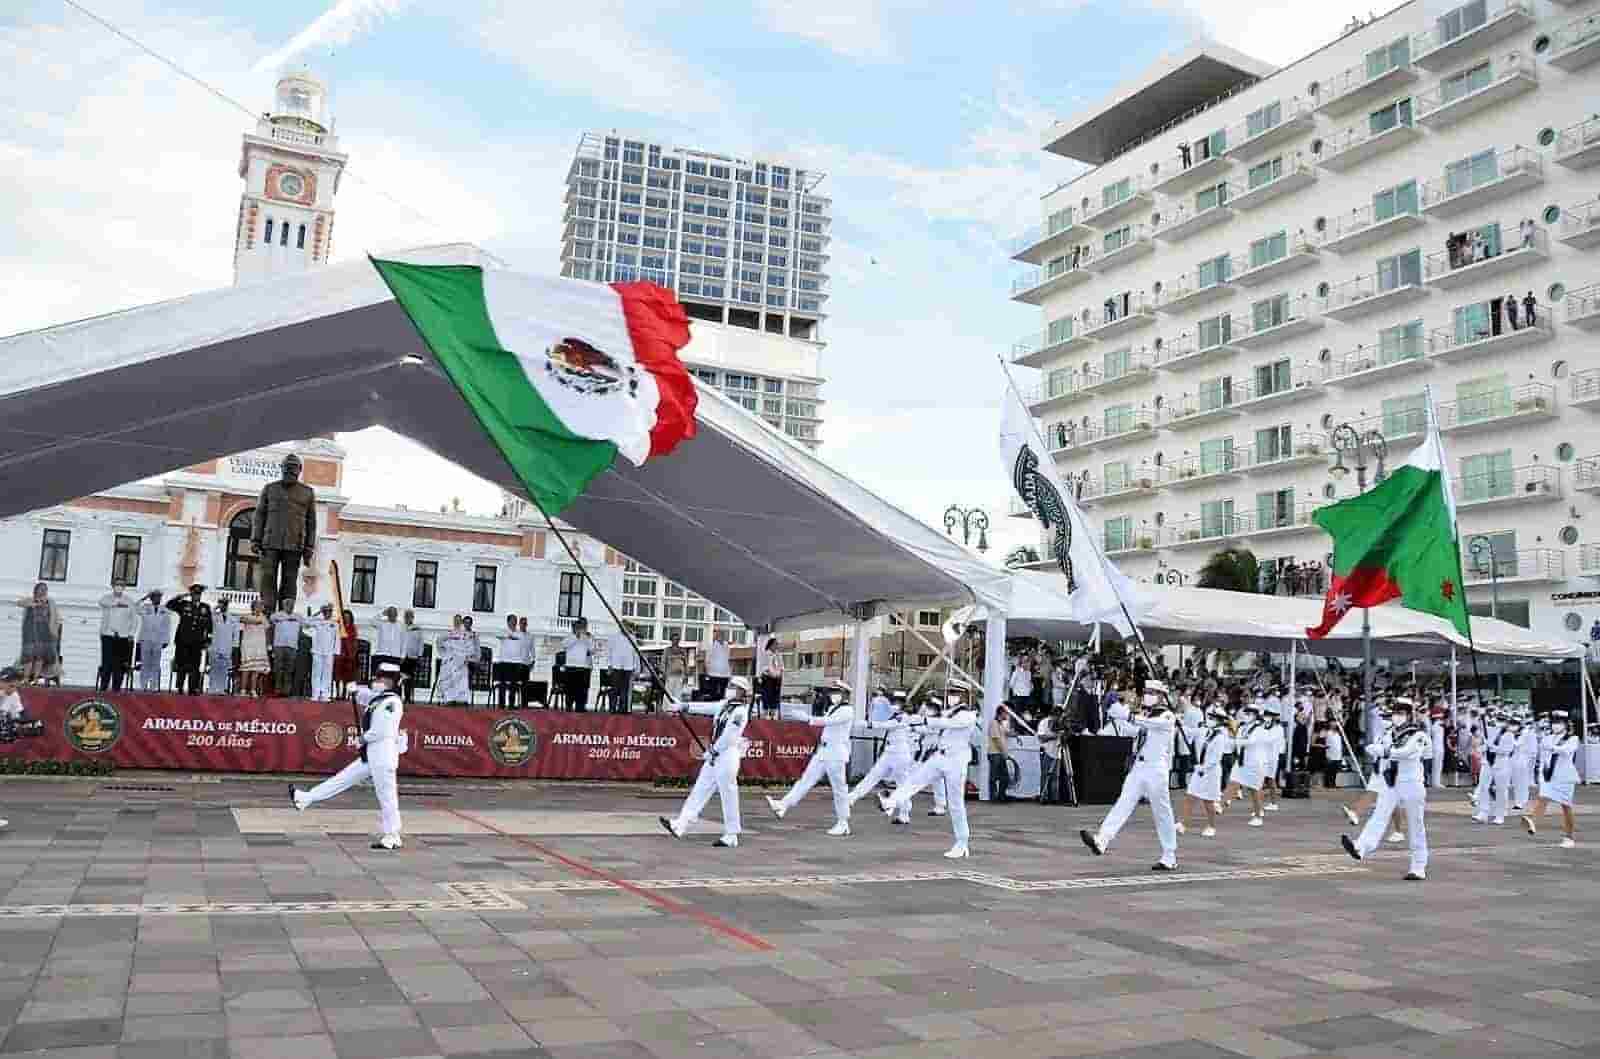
[999,380,1141,636]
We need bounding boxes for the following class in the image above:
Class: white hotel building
[1009,0,1600,645]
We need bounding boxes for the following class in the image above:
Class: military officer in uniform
[251,453,317,614]
[164,584,213,695]
[1080,681,1180,871]
[660,687,750,847]
[291,662,408,850]
[207,598,241,695]
[768,687,855,836]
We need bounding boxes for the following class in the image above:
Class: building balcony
[1156,276,1233,314]
[1463,547,1564,587]
[1549,9,1600,71]
[1413,1,1536,71]
[1151,149,1232,196]
[1239,503,1329,541]
[1010,324,1092,370]
[1105,537,1160,560]
[1220,100,1317,163]
[1166,515,1247,549]
[1153,201,1234,243]
[1228,158,1318,210]
[1429,316,1554,363]
[1163,393,1240,431]
[1164,451,1248,489]
[1077,473,1161,507]
[1095,411,1159,451]
[1454,464,1562,510]
[1423,227,1547,288]
[1085,226,1156,273]
[1082,177,1154,228]
[1046,420,1100,457]
[1415,54,1538,129]
[1317,120,1423,173]
[1314,53,1420,117]
[1581,542,1600,577]
[1083,296,1157,340]
[1327,339,1431,386]
[1231,237,1319,286]
[1556,116,1600,170]
[1027,374,1097,415]
[1232,366,1326,412]
[1323,274,1429,321]
[1438,382,1556,434]
[1568,284,1600,331]
[1571,366,1600,409]
[1010,258,1093,304]
[1081,351,1157,397]
[1420,147,1543,218]
[1230,303,1325,349]
[1556,199,1600,249]
[1158,333,1238,372]
[1345,408,1428,447]
[1245,433,1328,475]
[1316,203,1425,254]
[1010,208,1094,264]
[1575,456,1600,492]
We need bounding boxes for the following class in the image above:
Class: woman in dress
[14,583,62,685]
[758,636,783,717]
[436,615,471,705]
[333,608,360,698]
[237,599,271,697]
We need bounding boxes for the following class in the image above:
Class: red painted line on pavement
[444,807,775,953]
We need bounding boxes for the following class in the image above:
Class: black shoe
[1151,861,1176,872]
[1404,871,1425,881]
[1079,828,1103,856]
[1340,834,1362,861]
[658,816,680,839]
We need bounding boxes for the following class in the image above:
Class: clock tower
[233,69,348,286]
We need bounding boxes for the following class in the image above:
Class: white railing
[1454,464,1559,504]
[1571,365,1600,404]
[1420,147,1541,211]
[1317,49,1412,109]
[267,124,328,148]
[1557,116,1600,160]
[1331,336,1426,378]
[1413,0,1532,58]
[1236,362,1328,404]
[1087,293,1155,332]
[1325,270,1419,313]
[1414,52,1534,121]
[1463,546,1563,583]
[1009,207,1083,254]
[1230,155,1315,199]
[1568,283,1600,324]
[1231,298,1323,342]
[1318,199,1419,244]
[1231,233,1316,277]
[1423,223,1546,279]
[1553,9,1600,57]
[1429,314,1550,354]
[1437,381,1554,428]
[1082,174,1153,223]
[1558,199,1600,242]
[1222,99,1313,154]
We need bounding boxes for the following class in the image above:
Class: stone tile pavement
[0,774,1593,1058]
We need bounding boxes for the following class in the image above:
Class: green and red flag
[1307,393,1472,640]
[372,259,697,514]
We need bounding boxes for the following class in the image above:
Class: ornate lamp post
[1328,422,1388,716]
[1468,533,1504,698]
[943,505,990,553]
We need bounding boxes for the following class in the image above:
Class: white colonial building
[1008,0,1600,649]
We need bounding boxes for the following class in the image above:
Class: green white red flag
[372,259,697,514]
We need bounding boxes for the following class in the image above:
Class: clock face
[278,172,305,199]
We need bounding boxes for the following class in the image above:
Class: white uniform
[295,687,409,840]
[774,702,855,826]
[1186,724,1232,802]
[307,617,340,701]
[1351,724,1430,875]
[1232,722,1275,791]
[916,725,949,813]
[136,601,171,691]
[1093,710,1178,866]
[208,612,241,694]
[1429,719,1446,788]
[1537,731,1580,807]
[849,711,916,822]
[1471,720,1501,807]
[374,619,407,660]
[1512,725,1538,807]
[1364,720,1394,795]
[668,700,748,839]
[1478,727,1517,823]
[884,707,978,852]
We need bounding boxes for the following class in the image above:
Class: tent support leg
[1288,640,1297,781]
[850,619,871,719]
[978,614,1007,802]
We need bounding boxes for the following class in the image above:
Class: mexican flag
[372,260,697,514]
[1307,395,1472,640]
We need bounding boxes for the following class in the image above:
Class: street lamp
[944,505,990,553]
[1328,421,1389,717]
[1469,533,1504,698]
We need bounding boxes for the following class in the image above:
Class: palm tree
[1197,547,1260,593]
[1004,546,1041,569]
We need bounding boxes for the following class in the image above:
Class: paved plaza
[0,774,1594,1059]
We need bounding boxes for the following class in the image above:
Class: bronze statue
[251,453,317,613]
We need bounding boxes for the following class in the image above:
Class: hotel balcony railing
[1463,547,1564,584]
[1163,389,1240,426]
[1557,115,1600,168]
[1150,145,1233,194]
[1423,224,1547,285]
[1241,502,1328,537]
[1453,464,1561,506]
[1345,408,1428,445]
[1317,117,1422,171]
[1104,534,1158,557]
[1314,49,1419,116]
[1010,322,1087,369]
[1575,456,1600,492]
[1082,175,1154,227]
[1419,147,1543,215]
[1047,420,1102,454]
[1010,253,1093,301]
[1323,270,1427,319]
[1437,382,1555,430]
[1557,199,1600,248]
[1328,336,1428,381]
[1088,224,1156,270]
[1315,200,1423,252]
[1083,293,1157,338]
[1550,9,1600,71]
[1249,432,1328,471]
[1414,52,1538,127]
[1570,365,1600,408]
[1163,448,1249,484]
[1581,542,1600,575]
[1229,299,1325,348]
[1009,206,1090,261]
[1413,0,1535,69]
[1077,471,1160,503]
[1220,99,1316,161]
[1227,156,1318,210]
[1427,314,1553,361]
[1098,408,1158,445]
[1229,233,1318,285]
[1025,368,1100,409]
[1232,363,1328,408]
[1567,283,1600,330]
[1158,330,1238,369]
[1166,513,1251,546]
[1086,350,1158,393]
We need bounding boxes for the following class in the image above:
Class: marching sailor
[1224,704,1274,828]
[916,699,950,817]
[1522,710,1580,849]
[1469,708,1501,811]
[660,686,749,847]
[290,662,409,850]
[1080,681,1179,871]
[1178,706,1233,838]
[879,696,978,858]
[768,688,855,836]
[1473,711,1517,825]
[1512,711,1538,810]
[1342,697,1407,844]
[848,693,918,824]
[1341,701,1430,880]
[1098,699,1138,737]
[1428,708,1446,789]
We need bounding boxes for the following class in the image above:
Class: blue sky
[4,0,1378,560]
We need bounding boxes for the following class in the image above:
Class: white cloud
[1154,0,1395,66]
[253,0,411,74]
[757,0,895,61]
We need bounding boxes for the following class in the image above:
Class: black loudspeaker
[1069,735,1133,805]
[1283,769,1313,799]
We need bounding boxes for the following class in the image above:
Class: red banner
[1,689,820,782]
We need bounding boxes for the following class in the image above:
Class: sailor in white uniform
[291,662,409,850]
[1098,700,1138,737]
[1225,705,1274,827]
[1080,682,1179,871]
[915,706,950,817]
[1511,712,1538,810]
[1179,707,1233,838]
[1341,702,1430,880]
[1522,710,1580,849]
[1473,711,1517,825]
[1469,709,1502,811]
[660,692,749,847]
[848,696,918,824]
[1428,710,1446,789]
[768,694,855,836]
[879,699,978,858]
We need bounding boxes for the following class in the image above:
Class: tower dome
[270,68,328,133]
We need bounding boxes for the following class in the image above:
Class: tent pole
[1582,655,1591,784]
[1288,639,1298,783]
[850,617,871,718]
[1450,647,1459,786]
[979,614,1007,803]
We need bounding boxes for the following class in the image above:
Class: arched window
[225,509,259,591]
[264,218,274,245]
[280,222,290,247]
